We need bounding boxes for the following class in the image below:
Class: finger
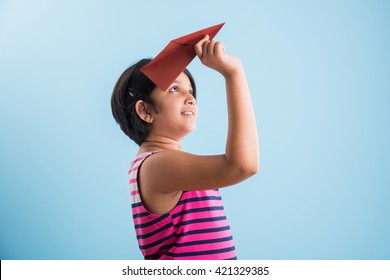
[214,42,225,57]
[208,40,217,56]
[202,38,210,57]
[194,35,209,58]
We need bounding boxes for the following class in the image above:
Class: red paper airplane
[141,23,225,91]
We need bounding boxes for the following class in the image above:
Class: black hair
[111,58,196,146]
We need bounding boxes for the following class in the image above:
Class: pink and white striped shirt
[129,152,237,260]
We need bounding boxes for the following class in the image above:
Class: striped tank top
[129,152,237,260]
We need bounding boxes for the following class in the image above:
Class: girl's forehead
[172,72,192,86]
[151,72,193,96]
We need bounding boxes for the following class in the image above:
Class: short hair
[111,59,197,146]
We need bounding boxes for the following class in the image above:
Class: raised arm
[195,36,259,179]
[139,36,259,195]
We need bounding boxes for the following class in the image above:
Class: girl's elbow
[225,156,260,183]
[244,162,259,177]
[236,161,259,181]
[244,155,260,175]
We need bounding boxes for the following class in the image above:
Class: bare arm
[224,56,259,178]
[141,36,259,193]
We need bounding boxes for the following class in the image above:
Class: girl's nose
[185,91,196,105]
[187,98,196,105]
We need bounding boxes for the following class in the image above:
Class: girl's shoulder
[131,150,159,166]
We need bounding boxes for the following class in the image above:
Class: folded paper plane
[141,23,225,91]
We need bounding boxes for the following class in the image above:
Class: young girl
[111,35,259,260]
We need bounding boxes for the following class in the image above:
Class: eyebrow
[172,80,193,89]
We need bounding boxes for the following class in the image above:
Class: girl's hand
[194,35,242,78]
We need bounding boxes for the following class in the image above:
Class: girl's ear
[135,100,154,124]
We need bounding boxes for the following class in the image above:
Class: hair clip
[129,91,134,97]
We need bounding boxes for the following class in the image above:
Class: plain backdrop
[1,0,389,259]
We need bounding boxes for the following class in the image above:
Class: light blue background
[1,0,389,259]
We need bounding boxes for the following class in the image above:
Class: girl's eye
[169,86,179,92]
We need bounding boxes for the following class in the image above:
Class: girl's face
[149,72,197,140]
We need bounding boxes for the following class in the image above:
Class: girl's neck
[138,135,182,155]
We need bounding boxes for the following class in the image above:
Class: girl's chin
[180,126,196,137]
